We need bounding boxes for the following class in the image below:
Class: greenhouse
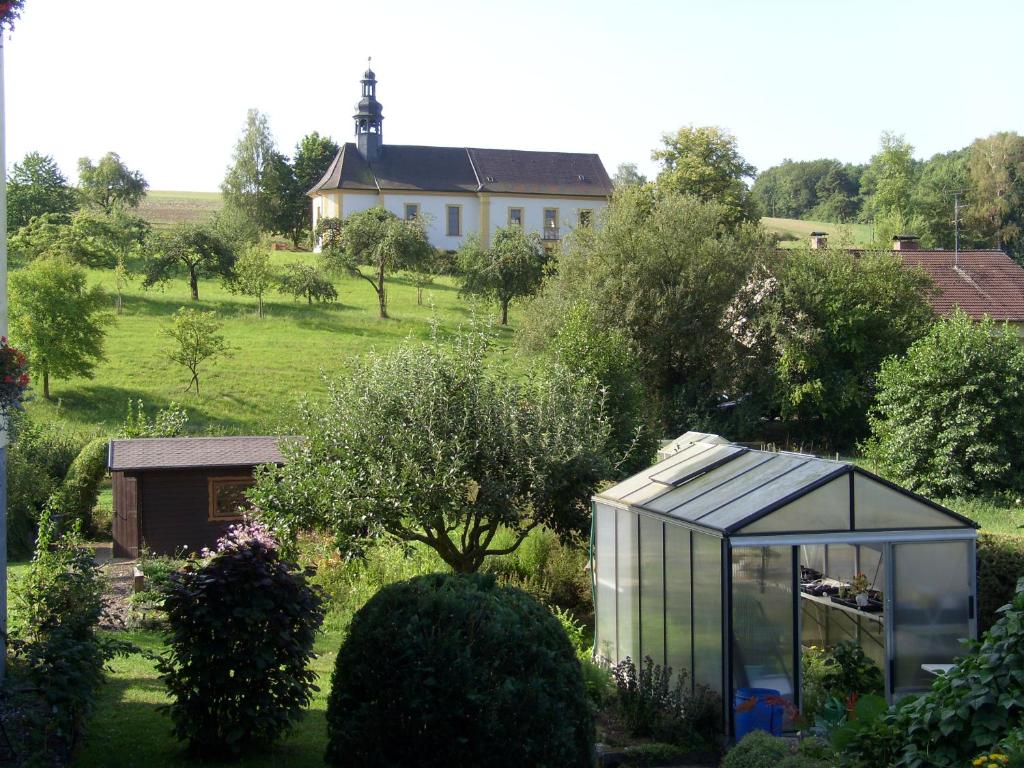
[591,433,978,735]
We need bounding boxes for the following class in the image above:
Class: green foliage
[721,730,791,768]
[860,132,919,226]
[754,247,934,446]
[263,150,308,247]
[751,158,849,219]
[118,399,189,438]
[250,323,616,572]
[967,131,1024,260]
[7,151,79,230]
[458,226,546,324]
[611,656,722,749]
[47,436,109,536]
[9,518,133,759]
[8,415,83,557]
[523,185,772,432]
[227,243,276,316]
[293,132,339,231]
[652,125,758,227]
[978,532,1024,633]
[324,572,595,768]
[895,579,1024,767]
[820,642,885,700]
[612,161,648,189]
[278,262,337,305]
[164,307,231,395]
[322,206,434,318]
[156,523,324,759]
[145,221,236,301]
[77,152,148,213]
[800,645,836,724]
[10,256,112,399]
[221,109,279,232]
[864,311,1024,496]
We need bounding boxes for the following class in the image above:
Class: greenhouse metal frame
[591,433,978,736]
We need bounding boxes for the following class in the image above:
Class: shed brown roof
[108,436,295,472]
[309,143,612,198]
[899,250,1024,322]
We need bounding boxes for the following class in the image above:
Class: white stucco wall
[311,190,608,251]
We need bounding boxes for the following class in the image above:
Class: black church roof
[309,143,613,198]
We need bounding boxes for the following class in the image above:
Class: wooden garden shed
[108,436,293,558]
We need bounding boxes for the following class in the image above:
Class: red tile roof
[899,250,1024,322]
[108,436,297,472]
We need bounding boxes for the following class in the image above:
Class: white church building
[309,65,613,251]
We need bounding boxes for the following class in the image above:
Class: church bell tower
[353,59,383,162]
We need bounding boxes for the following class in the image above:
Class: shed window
[508,207,524,227]
[208,477,254,521]
[404,203,419,221]
[446,205,462,236]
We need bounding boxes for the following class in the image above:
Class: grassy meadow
[762,216,874,248]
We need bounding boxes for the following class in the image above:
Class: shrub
[118,398,188,438]
[978,532,1024,633]
[9,518,131,759]
[863,311,1024,496]
[721,730,790,768]
[47,435,108,535]
[895,578,1024,767]
[156,522,324,758]
[822,641,884,699]
[325,572,594,768]
[8,414,82,557]
[799,645,835,724]
[610,656,722,750]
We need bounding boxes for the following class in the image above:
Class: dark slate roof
[309,143,612,198]
[899,250,1024,322]
[108,436,296,472]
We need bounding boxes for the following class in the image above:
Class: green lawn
[76,628,342,768]
[21,251,525,435]
[762,216,874,248]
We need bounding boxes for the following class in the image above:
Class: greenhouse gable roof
[596,434,976,534]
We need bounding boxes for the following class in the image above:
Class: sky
[5,0,1023,192]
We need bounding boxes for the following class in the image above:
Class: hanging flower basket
[0,336,30,430]
[0,0,25,31]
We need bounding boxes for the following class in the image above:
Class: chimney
[891,235,920,252]
[809,231,828,250]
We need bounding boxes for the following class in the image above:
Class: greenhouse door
[888,541,974,696]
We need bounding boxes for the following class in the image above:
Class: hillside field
[135,189,223,230]
[21,252,524,436]
[762,216,874,248]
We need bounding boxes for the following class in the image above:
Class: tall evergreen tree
[7,152,78,229]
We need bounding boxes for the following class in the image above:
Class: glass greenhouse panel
[639,516,666,667]
[854,475,969,529]
[692,532,723,694]
[739,477,850,533]
[893,541,972,693]
[616,509,639,664]
[594,503,617,663]
[665,524,692,688]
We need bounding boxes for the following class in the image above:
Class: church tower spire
[353,58,383,162]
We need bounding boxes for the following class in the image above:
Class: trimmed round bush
[325,572,594,768]
[156,522,324,759]
[721,730,791,768]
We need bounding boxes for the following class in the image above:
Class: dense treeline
[751,131,1024,260]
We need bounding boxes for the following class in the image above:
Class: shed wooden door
[112,472,139,559]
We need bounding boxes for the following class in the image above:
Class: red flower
[3,376,12,384]
[18,374,28,385]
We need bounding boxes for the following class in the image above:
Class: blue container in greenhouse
[733,687,783,741]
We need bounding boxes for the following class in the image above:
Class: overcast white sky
[5,0,1022,191]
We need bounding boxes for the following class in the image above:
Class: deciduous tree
[227,244,275,317]
[221,109,276,230]
[293,132,339,228]
[458,226,545,325]
[612,162,647,189]
[10,258,112,399]
[7,152,78,229]
[164,308,231,396]
[967,131,1024,259]
[278,263,337,305]
[652,125,757,227]
[145,222,236,301]
[248,326,616,573]
[320,208,433,318]
[77,152,148,213]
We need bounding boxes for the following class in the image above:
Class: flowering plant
[0,0,25,31]
[971,753,1010,768]
[0,335,30,427]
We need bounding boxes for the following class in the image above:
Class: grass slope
[21,252,522,436]
[136,190,223,231]
[762,216,874,248]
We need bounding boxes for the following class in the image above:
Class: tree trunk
[377,265,388,318]
[257,294,263,318]
[500,299,509,326]
[417,286,423,306]
[307,293,312,306]
[189,272,199,301]
[43,371,50,400]
[115,291,123,315]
